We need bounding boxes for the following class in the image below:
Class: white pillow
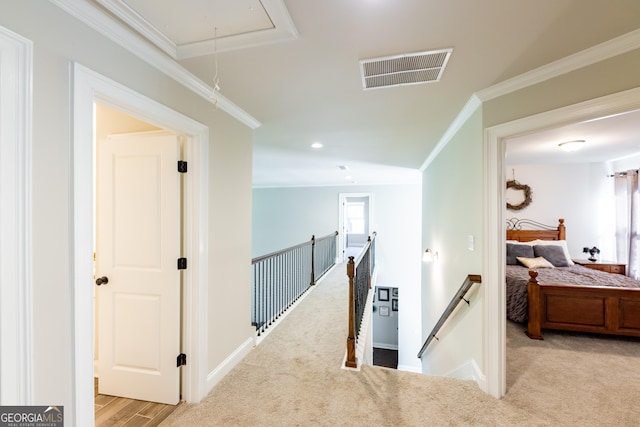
[532,240,574,265]
[516,256,555,269]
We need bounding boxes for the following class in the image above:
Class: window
[347,202,365,234]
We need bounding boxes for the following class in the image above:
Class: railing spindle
[252,232,338,336]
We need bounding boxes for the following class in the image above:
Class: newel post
[526,270,543,340]
[345,256,357,368]
[310,235,316,286]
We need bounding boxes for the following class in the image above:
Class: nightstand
[573,259,626,275]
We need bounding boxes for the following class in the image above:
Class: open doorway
[339,193,373,261]
[483,86,640,398]
[73,64,210,426]
[93,104,182,423]
[372,286,399,369]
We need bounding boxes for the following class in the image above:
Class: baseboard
[373,342,398,351]
[397,364,422,374]
[444,358,486,390]
[206,336,254,393]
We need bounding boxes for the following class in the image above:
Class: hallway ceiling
[92,0,640,187]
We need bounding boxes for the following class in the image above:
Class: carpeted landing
[161,264,640,426]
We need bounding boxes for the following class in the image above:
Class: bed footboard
[526,270,640,339]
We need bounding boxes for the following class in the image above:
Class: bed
[506,218,640,339]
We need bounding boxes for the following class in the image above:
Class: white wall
[252,184,423,371]
[611,152,640,172]
[0,2,254,421]
[505,162,616,260]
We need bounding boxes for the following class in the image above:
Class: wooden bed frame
[507,218,640,340]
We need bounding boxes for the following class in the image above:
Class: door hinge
[177,353,187,367]
[177,258,187,270]
[178,160,188,173]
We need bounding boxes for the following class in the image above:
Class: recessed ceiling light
[311,142,323,149]
[558,140,585,152]
[337,165,349,170]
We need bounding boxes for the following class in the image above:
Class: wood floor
[373,347,398,369]
[95,378,180,427]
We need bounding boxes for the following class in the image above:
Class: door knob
[95,276,109,286]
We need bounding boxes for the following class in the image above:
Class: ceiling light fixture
[558,140,585,152]
[311,142,323,149]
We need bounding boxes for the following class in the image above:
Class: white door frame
[338,192,373,262]
[0,25,33,405]
[73,64,209,425]
[483,86,640,398]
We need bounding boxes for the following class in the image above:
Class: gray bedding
[506,264,640,323]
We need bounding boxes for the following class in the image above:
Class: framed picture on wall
[379,306,390,316]
[378,288,389,301]
[392,299,398,311]
[392,288,398,297]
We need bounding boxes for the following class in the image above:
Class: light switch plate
[467,235,474,251]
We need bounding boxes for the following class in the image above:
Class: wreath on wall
[506,180,533,211]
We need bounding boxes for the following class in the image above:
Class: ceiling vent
[359,48,453,90]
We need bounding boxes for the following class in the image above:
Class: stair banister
[417,274,482,358]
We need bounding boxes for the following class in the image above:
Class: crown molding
[477,28,640,102]
[422,28,640,172]
[177,0,298,58]
[51,0,261,130]
[177,26,298,59]
[94,0,298,60]
[95,0,177,58]
[419,94,482,172]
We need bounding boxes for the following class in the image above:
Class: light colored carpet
[162,264,640,426]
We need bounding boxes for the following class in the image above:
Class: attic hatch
[359,48,453,90]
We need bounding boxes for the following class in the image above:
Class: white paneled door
[96,132,182,405]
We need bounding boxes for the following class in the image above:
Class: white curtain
[614,169,640,279]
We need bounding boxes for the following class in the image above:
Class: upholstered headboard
[506,218,566,242]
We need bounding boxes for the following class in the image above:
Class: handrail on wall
[417,274,482,359]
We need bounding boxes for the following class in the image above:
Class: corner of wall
[444,358,487,391]
[206,336,255,393]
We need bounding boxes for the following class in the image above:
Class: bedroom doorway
[484,86,640,399]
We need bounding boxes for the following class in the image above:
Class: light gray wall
[421,109,484,376]
[0,1,254,417]
[373,286,398,349]
[252,184,423,371]
[252,187,338,257]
